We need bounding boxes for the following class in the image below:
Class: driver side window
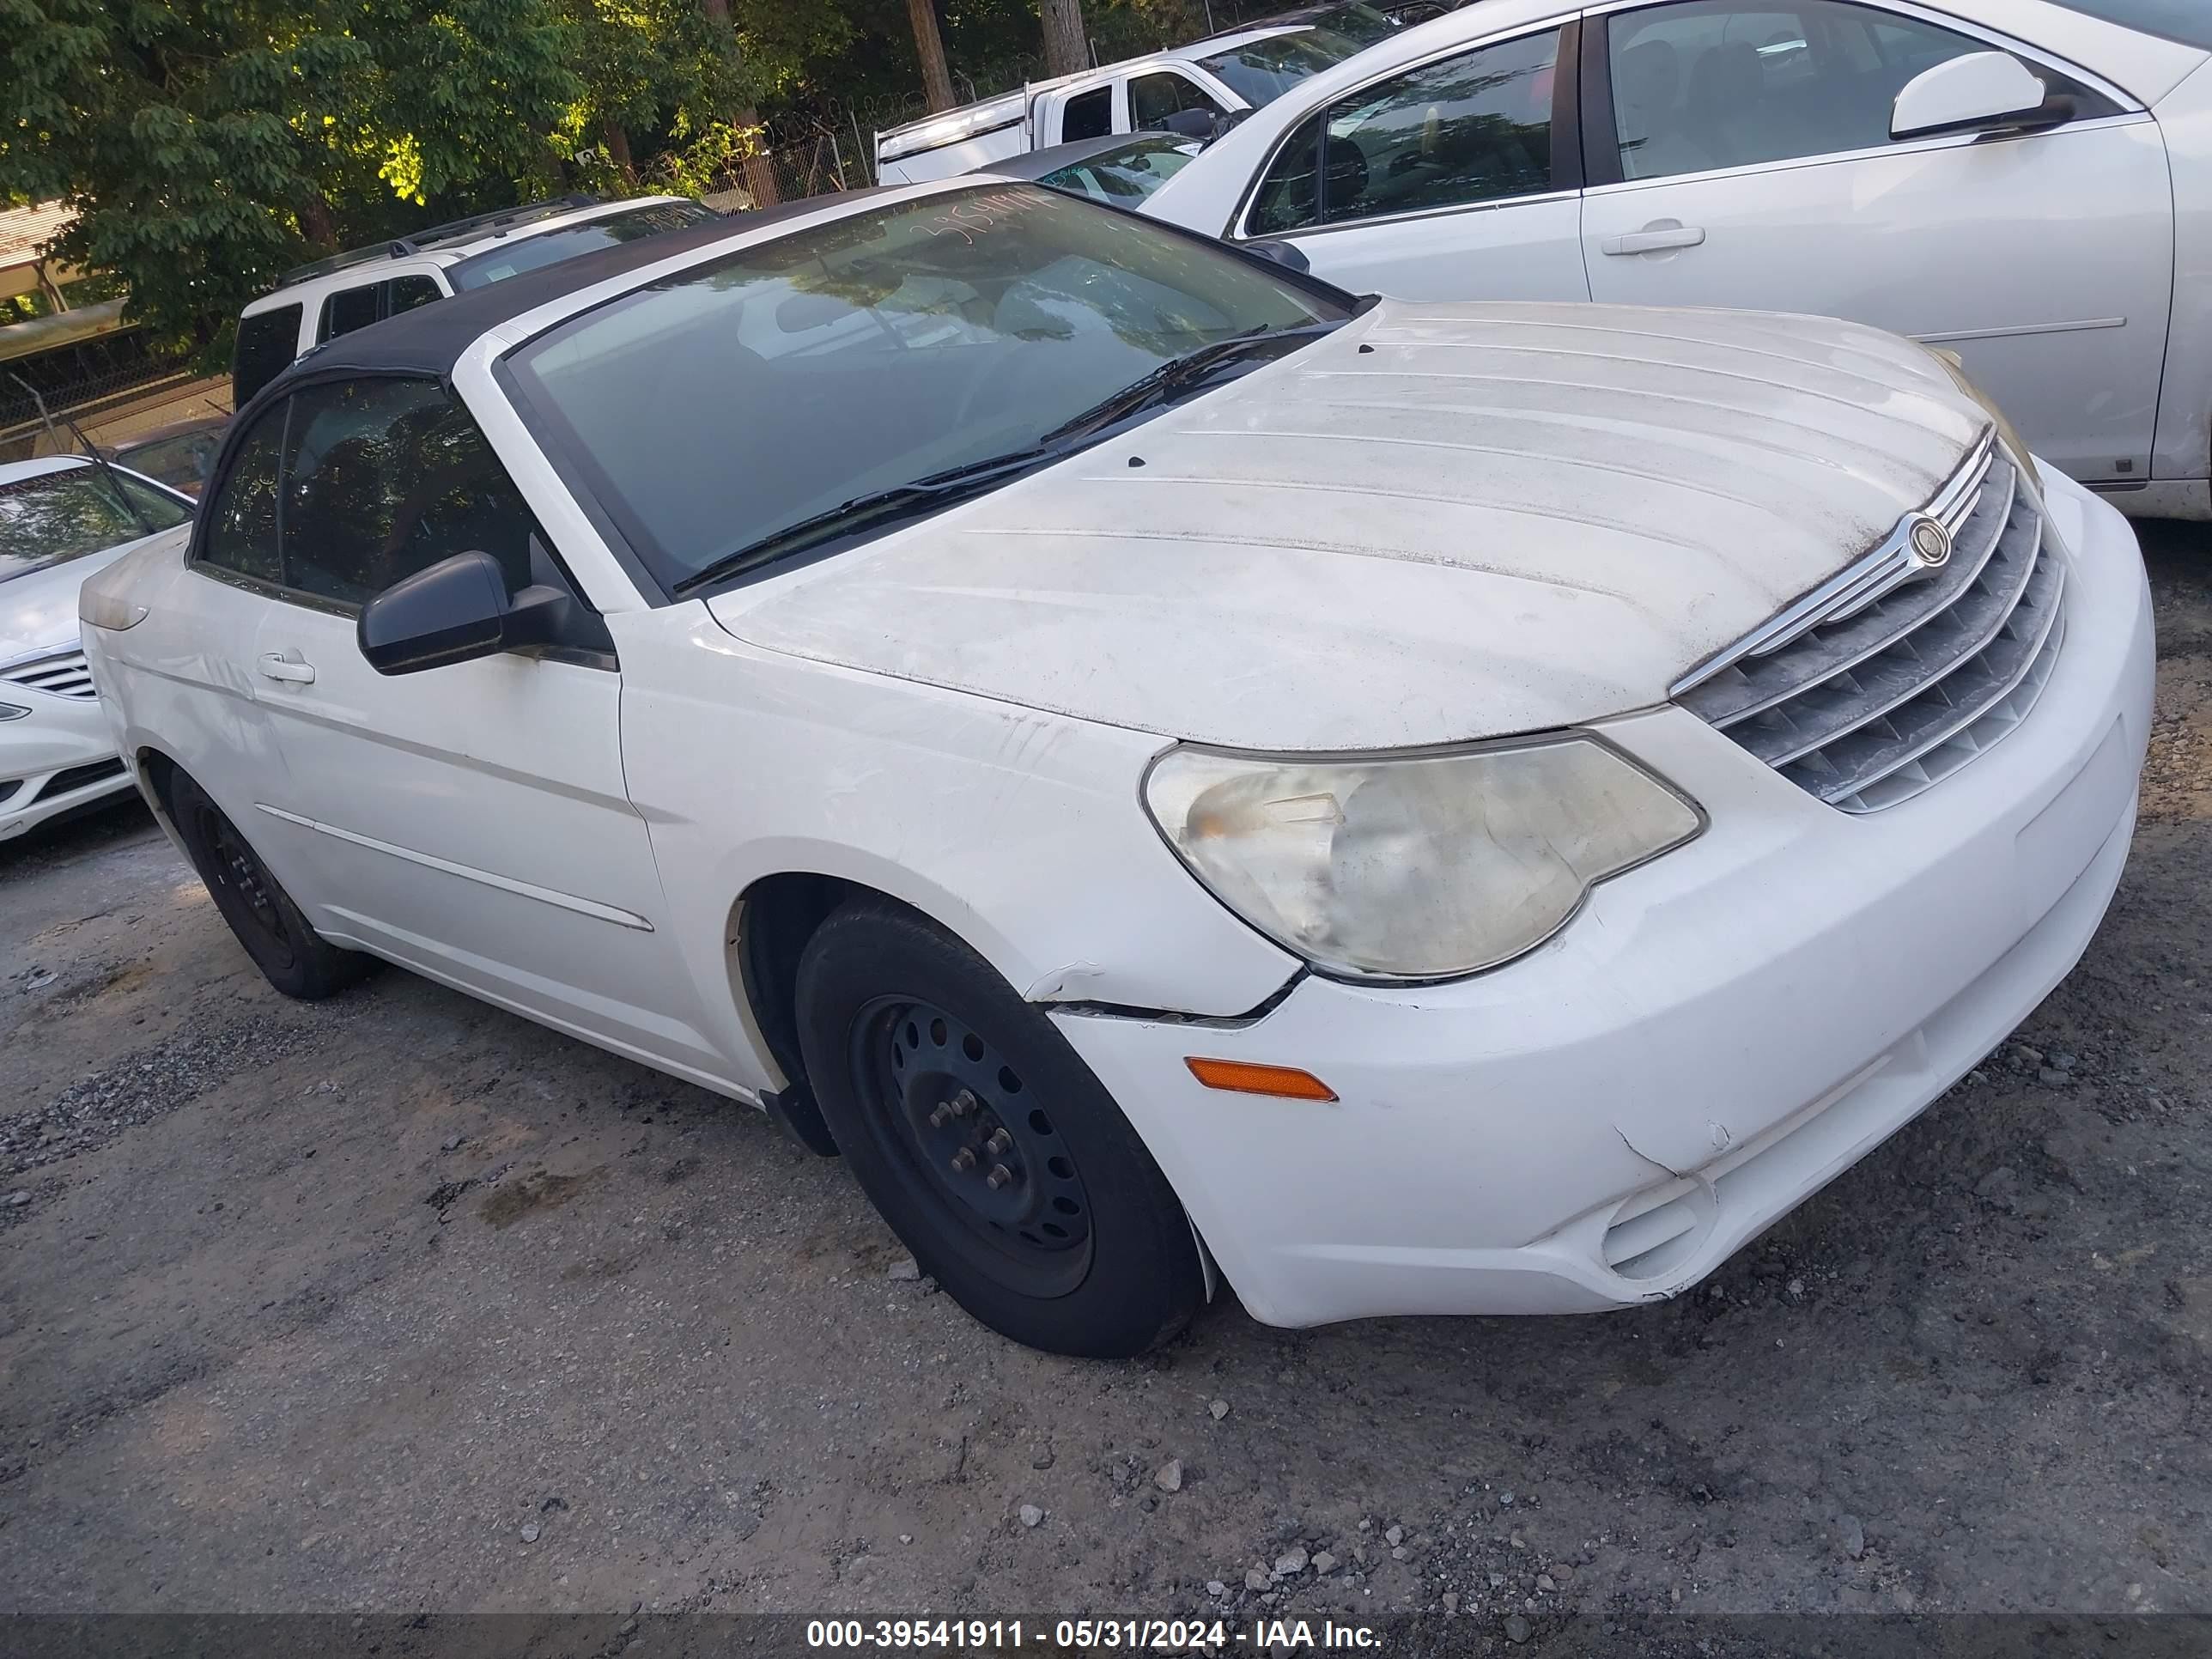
[278,378,543,608]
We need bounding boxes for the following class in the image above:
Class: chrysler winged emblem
[1907,514,1953,570]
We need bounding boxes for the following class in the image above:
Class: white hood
[708,301,1986,751]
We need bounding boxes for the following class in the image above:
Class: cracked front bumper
[1053,468,2155,1328]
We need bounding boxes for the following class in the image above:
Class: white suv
[230,194,715,409]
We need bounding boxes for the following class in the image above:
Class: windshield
[1198,27,1375,106]
[507,185,1341,596]
[0,466,190,584]
[2049,2,2212,48]
[1038,137,1200,203]
[447,202,719,291]
[114,424,226,496]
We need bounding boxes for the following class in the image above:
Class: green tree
[1,0,579,357]
[560,0,757,197]
[0,0,1223,364]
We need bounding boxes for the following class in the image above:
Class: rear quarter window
[317,283,381,343]
[1060,85,1115,141]
[232,305,302,408]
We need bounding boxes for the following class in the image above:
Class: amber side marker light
[1183,1057,1338,1102]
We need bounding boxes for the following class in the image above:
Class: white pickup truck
[873,15,1386,186]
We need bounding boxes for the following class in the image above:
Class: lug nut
[951,1088,979,1117]
[950,1147,977,1173]
[985,1129,1012,1157]
[986,1164,1012,1190]
[928,1104,951,1128]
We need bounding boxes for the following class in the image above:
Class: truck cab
[875,20,1384,185]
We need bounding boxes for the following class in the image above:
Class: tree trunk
[1040,0,1088,77]
[601,119,635,179]
[696,0,781,207]
[299,191,338,251]
[908,0,955,112]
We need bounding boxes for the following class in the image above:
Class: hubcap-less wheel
[796,898,1205,1355]
[167,769,373,1002]
[854,996,1095,1297]
[195,803,297,972]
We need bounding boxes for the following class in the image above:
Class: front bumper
[1,652,134,842]
[1054,467,2155,1328]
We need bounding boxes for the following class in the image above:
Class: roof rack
[276,194,601,288]
[275,242,400,289]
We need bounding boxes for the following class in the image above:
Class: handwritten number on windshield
[924,189,1057,246]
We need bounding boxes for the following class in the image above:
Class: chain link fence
[700,131,868,214]
[0,324,197,462]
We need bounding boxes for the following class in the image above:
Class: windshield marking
[922,190,1061,246]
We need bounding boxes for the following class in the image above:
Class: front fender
[617,610,1303,1092]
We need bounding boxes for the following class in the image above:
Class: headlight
[1143,736,1703,981]
[1927,348,2034,479]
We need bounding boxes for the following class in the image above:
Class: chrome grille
[1675,434,2066,813]
[1,647,97,701]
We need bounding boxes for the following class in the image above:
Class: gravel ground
[2,523,2209,1645]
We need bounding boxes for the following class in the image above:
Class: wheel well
[137,749,179,817]
[733,872,867,1091]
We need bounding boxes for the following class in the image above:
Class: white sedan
[2,455,193,841]
[1140,0,2212,519]
[82,181,2150,1355]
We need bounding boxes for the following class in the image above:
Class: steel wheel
[167,769,373,1000]
[854,995,1096,1298]
[797,896,1205,1355]
[193,800,299,974]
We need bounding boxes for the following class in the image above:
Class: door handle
[1601,225,1707,256]
[257,653,317,684]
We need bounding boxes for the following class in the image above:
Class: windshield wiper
[670,444,1073,597]
[1038,319,1340,446]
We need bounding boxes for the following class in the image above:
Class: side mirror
[1157,107,1247,146]
[1892,52,2061,141]
[357,550,559,675]
[1243,239,1312,275]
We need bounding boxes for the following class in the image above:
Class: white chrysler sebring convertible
[81,183,2151,1355]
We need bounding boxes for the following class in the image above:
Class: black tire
[167,770,374,1000]
[795,898,1203,1358]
